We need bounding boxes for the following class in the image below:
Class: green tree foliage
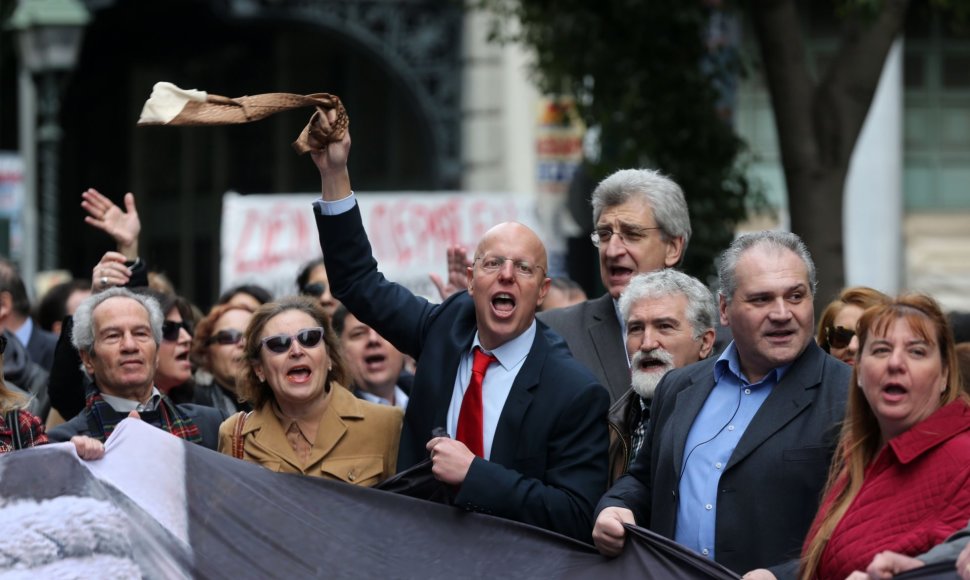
[479,0,753,282]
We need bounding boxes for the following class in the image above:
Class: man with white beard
[607,270,716,484]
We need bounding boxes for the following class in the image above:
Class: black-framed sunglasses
[301,282,328,297]
[827,326,856,349]
[0,334,6,355]
[258,327,326,354]
[206,329,244,346]
[162,320,193,342]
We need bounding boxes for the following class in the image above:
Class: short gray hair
[619,270,716,340]
[717,231,817,304]
[591,169,692,265]
[72,287,164,353]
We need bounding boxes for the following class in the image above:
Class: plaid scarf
[0,409,48,452]
[85,390,202,444]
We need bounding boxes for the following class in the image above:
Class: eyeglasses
[475,255,545,279]
[0,334,6,355]
[258,327,326,354]
[590,226,661,248]
[301,282,328,297]
[206,329,244,346]
[162,320,193,342]
[827,326,856,349]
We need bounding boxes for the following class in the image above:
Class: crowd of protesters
[1,120,969,579]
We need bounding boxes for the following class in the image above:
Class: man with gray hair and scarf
[48,288,224,449]
[608,270,716,485]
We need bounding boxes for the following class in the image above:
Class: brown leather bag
[231,411,251,459]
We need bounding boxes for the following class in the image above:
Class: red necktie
[456,347,498,458]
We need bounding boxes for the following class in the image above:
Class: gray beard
[631,368,664,399]
[629,349,675,400]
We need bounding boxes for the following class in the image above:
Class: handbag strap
[7,410,23,451]
[231,411,251,459]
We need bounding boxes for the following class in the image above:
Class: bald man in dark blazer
[311,124,609,542]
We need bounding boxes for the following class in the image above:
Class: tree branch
[748,0,819,181]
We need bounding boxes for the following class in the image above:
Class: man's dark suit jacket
[538,293,630,402]
[25,323,57,371]
[596,342,850,574]
[316,203,610,542]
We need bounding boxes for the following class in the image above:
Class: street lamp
[7,0,90,271]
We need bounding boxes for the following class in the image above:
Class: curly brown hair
[236,296,347,410]
[190,302,254,369]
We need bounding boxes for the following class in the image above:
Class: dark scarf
[84,389,202,444]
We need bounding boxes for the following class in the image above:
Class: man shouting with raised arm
[309,117,609,542]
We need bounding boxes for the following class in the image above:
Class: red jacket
[808,400,970,579]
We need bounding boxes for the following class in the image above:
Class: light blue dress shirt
[13,316,32,351]
[674,341,790,560]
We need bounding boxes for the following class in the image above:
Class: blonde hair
[0,353,25,413]
[800,294,966,580]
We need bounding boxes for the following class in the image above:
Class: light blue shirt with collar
[13,317,32,351]
[674,341,791,561]
[357,385,409,410]
[447,322,535,460]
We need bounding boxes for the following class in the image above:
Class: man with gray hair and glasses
[48,287,224,449]
[539,169,691,402]
[593,231,850,575]
[608,269,716,485]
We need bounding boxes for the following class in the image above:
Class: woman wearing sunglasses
[816,286,890,366]
[148,291,199,405]
[218,296,402,485]
[191,303,254,417]
[296,257,338,317]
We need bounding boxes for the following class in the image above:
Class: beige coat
[218,385,402,487]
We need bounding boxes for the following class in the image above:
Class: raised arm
[81,188,141,260]
[309,108,352,202]
[429,245,472,301]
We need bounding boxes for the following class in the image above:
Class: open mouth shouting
[880,381,908,403]
[286,364,313,384]
[491,292,517,319]
[363,352,387,372]
[632,349,673,376]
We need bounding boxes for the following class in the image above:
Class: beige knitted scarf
[136,81,348,153]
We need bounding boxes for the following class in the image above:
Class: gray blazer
[538,293,630,402]
[597,341,850,574]
[920,520,970,564]
[26,324,57,371]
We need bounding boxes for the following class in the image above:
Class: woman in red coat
[746,294,970,580]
